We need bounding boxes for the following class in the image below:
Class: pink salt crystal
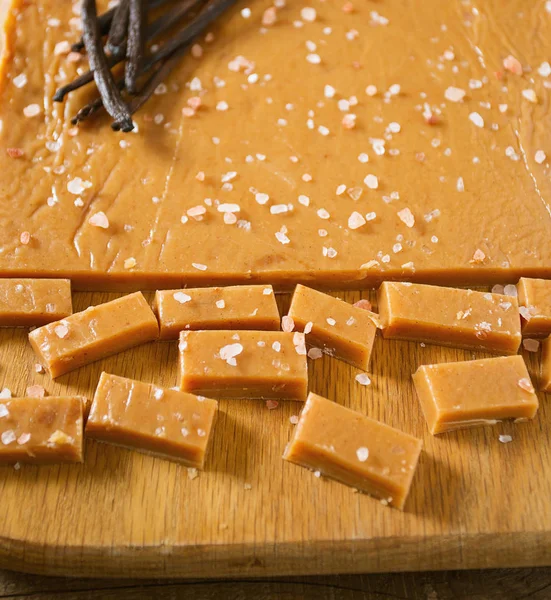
[20,231,30,245]
[282,315,295,332]
[266,400,279,410]
[26,385,46,398]
[471,249,486,264]
[503,55,523,75]
[353,299,372,311]
[6,148,24,158]
[518,377,534,393]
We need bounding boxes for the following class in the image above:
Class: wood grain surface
[0,290,549,578]
[0,567,550,599]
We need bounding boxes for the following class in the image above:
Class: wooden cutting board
[0,289,549,578]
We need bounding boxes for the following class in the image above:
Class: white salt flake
[23,104,41,117]
[469,112,484,128]
[356,446,369,462]
[1,430,15,445]
[499,434,513,444]
[88,212,109,228]
[444,86,465,102]
[54,324,69,338]
[397,207,415,228]
[192,263,208,271]
[535,150,546,164]
[364,174,378,189]
[173,292,192,304]
[0,388,11,400]
[348,211,366,230]
[220,343,243,365]
[355,373,371,386]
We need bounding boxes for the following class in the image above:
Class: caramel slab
[412,356,539,435]
[542,336,551,393]
[517,278,551,338]
[0,278,72,326]
[28,292,158,378]
[283,392,422,510]
[1,2,551,290]
[378,282,521,354]
[287,285,378,370]
[86,372,217,468]
[154,285,280,340]
[0,396,84,464]
[179,330,307,400]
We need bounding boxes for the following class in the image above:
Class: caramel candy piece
[283,393,422,510]
[86,373,217,468]
[0,396,84,464]
[154,285,280,340]
[378,282,521,354]
[0,278,72,326]
[412,356,539,435]
[542,336,551,393]
[287,285,378,370]
[517,278,551,338]
[28,292,158,378]
[179,330,308,400]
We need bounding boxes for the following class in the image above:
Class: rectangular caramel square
[413,356,539,435]
[378,282,521,354]
[0,396,84,464]
[283,393,422,510]
[542,336,551,393]
[517,278,551,338]
[179,330,308,400]
[287,285,378,370]
[0,278,72,327]
[153,285,280,340]
[29,292,159,378]
[86,373,217,468]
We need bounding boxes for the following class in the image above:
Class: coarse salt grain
[272,341,281,352]
[67,177,92,195]
[326,317,336,326]
[535,150,546,164]
[54,324,69,338]
[262,6,277,25]
[290,415,299,425]
[220,343,243,365]
[26,385,45,398]
[522,89,538,103]
[444,86,466,102]
[308,347,323,360]
[23,104,41,117]
[192,263,207,271]
[1,430,15,445]
[364,174,378,189]
[504,284,518,297]
[255,192,270,205]
[538,61,551,77]
[0,388,11,399]
[517,377,534,392]
[216,101,229,111]
[88,212,109,228]
[317,208,330,219]
[282,315,295,332]
[13,73,27,88]
[324,84,336,98]
[456,176,465,192]
[469,112,484,128]
[503,55,523,75]
[124,257,136,269]
[471,249,486,263]
[301,7,317,21]
[499,434,513,443]
[523,339,540,352]
[298,195,310,206]
[0,405,8,418]
[348,211,366,230]
[306,53,321,65]
[355,373,371,386]
[397,207,415,227]
[173,292,192,304]
[356,446,369,462]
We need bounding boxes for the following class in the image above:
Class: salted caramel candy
[0,396,84,464]
[287,285,378,370]
[0,278,72,326]
[154,285,280,340]
[517,278,551,338]
[28,292,158,378]
[413,356,539,435]
[378,282,521,354]
[179,330,308,400]
[86,373,217,468]
[542,337,551,393]
[283,393,422,510]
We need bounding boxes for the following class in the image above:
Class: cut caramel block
[283,393,422,510]
[0,278,72,326]
[378,282,521,354]
[179,330,308,400]
[0,396,84,464]
[542,337,551,393]
[29,292,158,378]
[86,373,217,468]
[154,285,280,340]
[517,278,551,338]
[287,285,378,370]
[412,356,539,435]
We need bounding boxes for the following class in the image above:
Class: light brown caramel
[283,393,422,510]
[1,2,551,289]
[517,278,551,338]
[154,285,280,340]
[412,356,539,435]
[378,282,521,354]
[179,330,307,400]
[28,292,158,378]
[86,372,217,468]
[0,278,72,326]
[0,396,84,464]
[542,336,551,393]
[287,285,378,370]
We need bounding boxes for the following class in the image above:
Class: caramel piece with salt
[29,292,158,378]
[517,278,551,338]
[413,356,539,435]
[378,282,521,354]
[287,285,378,370]
[0,278,72,326]
[179,330,308,400]
[154,285,280,340]
[86,373,217,468]
[0,396,84,464]
[283,393,422,510]
[542,337,551,393]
